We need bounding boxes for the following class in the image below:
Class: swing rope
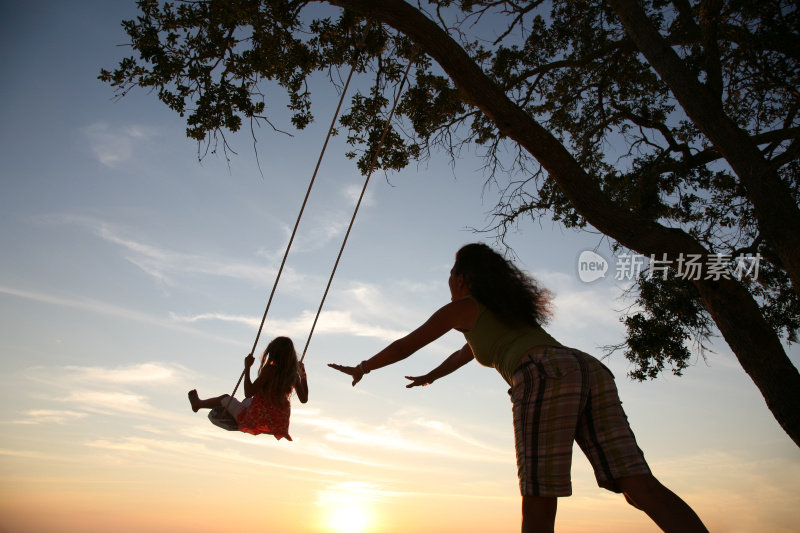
[300,52,416,362]
[225,47,360,402]
[225,29,416,398]
[225,40,416,412]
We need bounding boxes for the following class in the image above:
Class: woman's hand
[328,363,364,387]
[405,374,433,388]
[244,353,255,369]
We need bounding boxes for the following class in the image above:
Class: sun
[318,482,377,533]
[328,503,370,533]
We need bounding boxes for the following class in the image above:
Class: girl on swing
[188,336,308,440]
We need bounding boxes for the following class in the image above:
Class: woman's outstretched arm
[329,297,477,386]
[405,343,474,388]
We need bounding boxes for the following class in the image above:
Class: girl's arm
[328,297,477,386]
[295,362,309,403]
[405,343,474,388]
[243,354,258,398]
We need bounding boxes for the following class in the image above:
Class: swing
[208,406,239,431]
[207,33,416,432]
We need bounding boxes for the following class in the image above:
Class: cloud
[58,362,191,385]
[316,481,387,506]
[84,122,158,168]
[0,448,73,461]
[552,287,624,330]
[0,284,164,324]
[341,182,376,208]
[17,362,196,424]
[85,439,150,452]
[169,311,259,328]
[292,409,507,463]
[61,390,153,416]
[411,418,505,454]
[0,285,240,345]
[29,214,439,342]
[17,409,88,425]
[268,179,377,257]
[84,433,350,478]
[171,308,407,343]
[93,221,283,287]
[532,269,629,345]
[41,213,300,289]
[338,283,392,317]
[644,450,800,533]
[290,309,407,341]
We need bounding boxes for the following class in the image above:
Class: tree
[100,0,800,445]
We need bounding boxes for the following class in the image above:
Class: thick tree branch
[328,0,699,256]
[606,0,800,298]
[650,127,800,176]
[321,0,800,446]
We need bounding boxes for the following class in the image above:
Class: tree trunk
[693,277,800,446]
[607,0,800,299]
[325,0,800,446]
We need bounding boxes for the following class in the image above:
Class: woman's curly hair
[453,243,553,327]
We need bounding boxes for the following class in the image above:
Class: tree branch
[319,0,800,447]
[607,0,800,297]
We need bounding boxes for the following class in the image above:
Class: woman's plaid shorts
[511,345,651,497]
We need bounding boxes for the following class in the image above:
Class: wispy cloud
[0,285,240,345]
[18,362,196,424]
[341,182,376,208]
[316,480,513,504]
[279,309,407,341]
[171,309,407,343]
[40,213,299,289]
[532,269,628,345]
[59,362,189,385]
[270,179,377,257]
[30,214,440,340]
[61,390,154,416]
[93,221,284,287]
[0,285,165,325]
[552,286,625,330]
[292,408,507,463]
[411,418,504,454]
[169,311,259,328]
[83,122,158,168]
[16,409,88,425]
[84,434,351,478]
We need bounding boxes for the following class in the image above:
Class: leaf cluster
[100,0,800,379]
[617,271,712,380]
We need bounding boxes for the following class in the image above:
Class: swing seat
[208,406,239,431]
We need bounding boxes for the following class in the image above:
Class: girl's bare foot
[188,389,200,412]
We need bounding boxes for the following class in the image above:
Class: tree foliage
[101,0,800,445]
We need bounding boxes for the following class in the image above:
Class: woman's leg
[521,495,557,533]
[188,389,228,412]
[617,474,708,533]
[512,349,590,532]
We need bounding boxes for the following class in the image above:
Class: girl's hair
[453,242,553,327]
[258,336,300,405]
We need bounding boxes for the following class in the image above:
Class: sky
[1,2,799,533]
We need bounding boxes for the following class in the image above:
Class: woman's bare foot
[188,389,200,412]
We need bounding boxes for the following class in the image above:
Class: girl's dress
[236,392,292,440]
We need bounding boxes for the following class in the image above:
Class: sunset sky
[1,2,798,532]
